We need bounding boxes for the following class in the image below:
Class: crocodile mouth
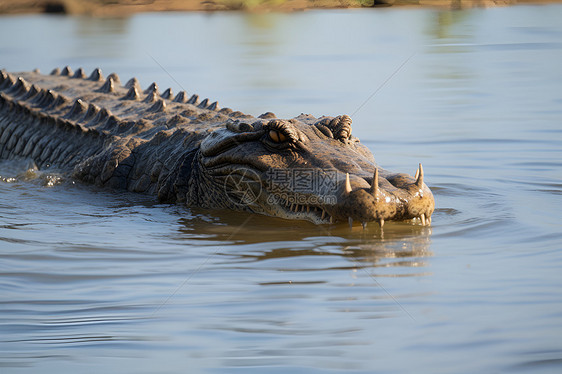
[267,193,334,224]
[210,163,434,228]
[266,165,435,228]
[332,164,434,228]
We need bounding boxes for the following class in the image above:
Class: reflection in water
[74,16,130,37]
[177,208,432,279]
[71,16,132,59]
[427,10,472,41]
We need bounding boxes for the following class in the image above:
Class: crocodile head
[196,114,434,227]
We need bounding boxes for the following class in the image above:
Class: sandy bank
[0,0,559,16]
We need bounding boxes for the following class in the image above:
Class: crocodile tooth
[61,66,73,76]
[98,77,115,93]
[107,73,121,85]
[73,68,86,79]
[415,163,424,187]
[344,173,352,195]
[50,67,60,75]
[123,86,140,101]
[173,91,188,103]
[329,216,333,224]
[161,88,173,99]
[321,210,326,220]
[370,168,379,198]
[420,213,426,226]
[89,68,104,81]
[348,217,353,228]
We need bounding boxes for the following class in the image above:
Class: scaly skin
[0,66,434,227]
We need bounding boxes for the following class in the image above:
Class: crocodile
[0,67,434,227]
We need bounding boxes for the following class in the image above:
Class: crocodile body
[0,67,434,226]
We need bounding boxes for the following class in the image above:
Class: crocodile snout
[331,164,434,228]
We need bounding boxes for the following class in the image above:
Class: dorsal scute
[144,82,159,95]
[83,103,101,121]
[88,107,112,126]
[46,93,69,110]
[65,98,87,119]
[33,89,57,108]
[161,88,173,99]
[73,68,87,79]
[0,70,8,85]
[7,77,30,97]
[107,73,121,85]
[173,91,188,103]
[187,94,199,105]
[148,99,166,113]
[61,66,73,76]
[207,101,219,111]
[143,91,160,103]
[123,85,140,101]
[198,98,209,108]
[0,72,15,90]
[98,77,116,93]
[125,77,141,90]
[219,107,233,115]
[259,112,277,119]
[20,84,41,101]
[89,68,104,81]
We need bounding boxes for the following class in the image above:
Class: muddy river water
[1,5,561,373]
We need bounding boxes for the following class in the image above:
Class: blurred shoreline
[0,0,559,16]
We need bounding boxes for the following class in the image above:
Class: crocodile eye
[269,130,287,143]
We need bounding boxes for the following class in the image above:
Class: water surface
[1,5,562,373]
